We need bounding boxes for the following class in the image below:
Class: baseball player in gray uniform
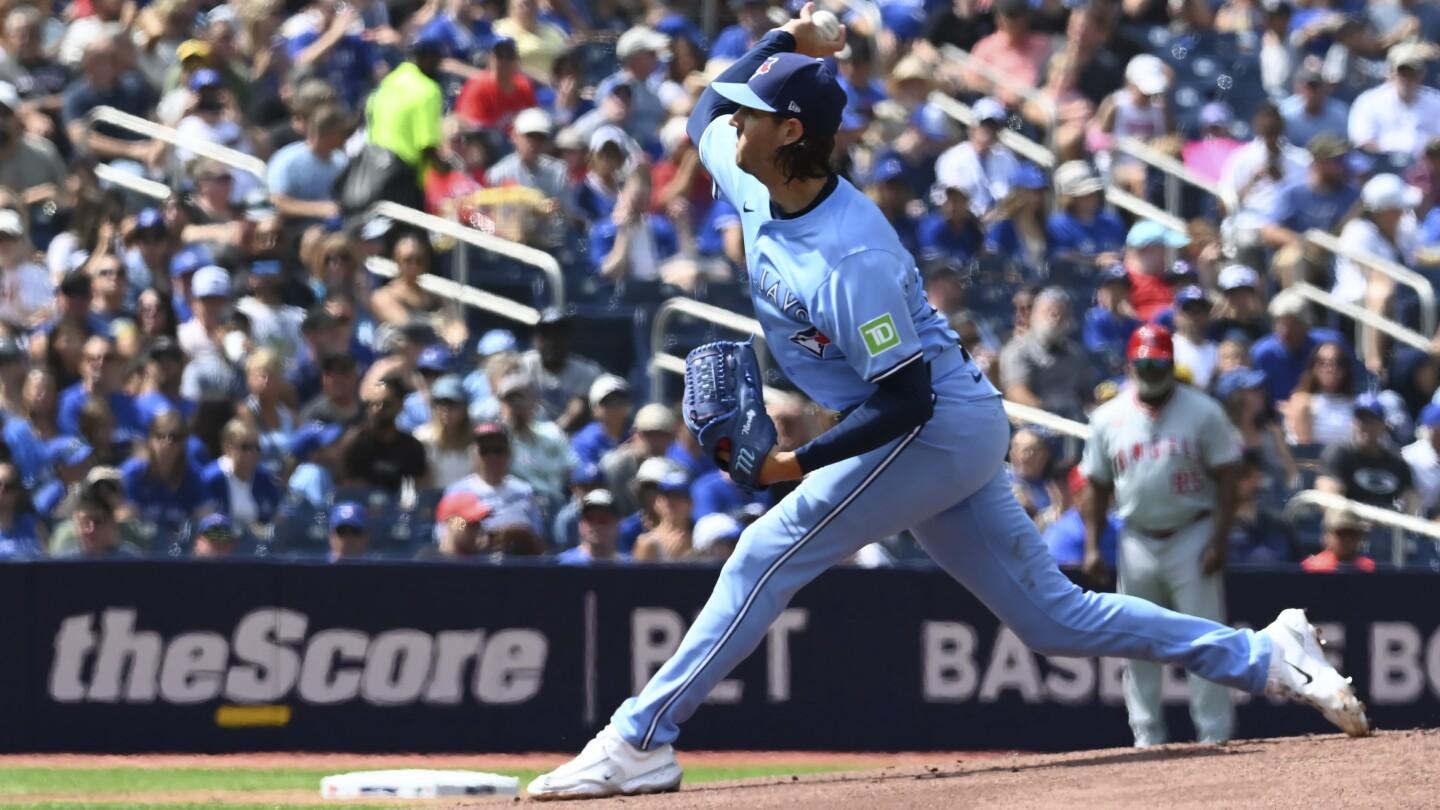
[1081,324,1240,746]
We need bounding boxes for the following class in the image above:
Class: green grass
[0,763,847,808]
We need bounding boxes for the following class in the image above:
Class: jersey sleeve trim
[867,350,924,383]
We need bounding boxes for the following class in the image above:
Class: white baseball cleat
[1261,608,1371,738]
[526,724,683,801]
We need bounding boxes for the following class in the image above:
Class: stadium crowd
[0,0,1439,570]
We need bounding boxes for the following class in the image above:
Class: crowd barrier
[2,562,1435,753]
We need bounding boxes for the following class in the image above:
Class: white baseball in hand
[810,9,842,43]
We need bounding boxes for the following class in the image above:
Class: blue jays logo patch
[754,56,779,78]
[790,326,831,358]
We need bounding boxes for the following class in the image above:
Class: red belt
[1135,510,1212,540]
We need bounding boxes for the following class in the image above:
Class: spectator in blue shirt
[1270,134,1359,254]
[1082,264,1142,361]
[120,410,208,545]
[551,463,606,551]
[58,336,141,444]
[866,157,921,258]
[416,0,496,69]
[1047,160,1127,268]
[985,163,1049,275]
[1251,289,1350,403]
[399,344,455,433]
[1279,63,1349,148]
[0,461,45,559]
[696,199,743,267]
[710,0,771,60]
[286,422,347,508]
[589,187,679,280]
[466,329,518,407]
[168,245,213,325]
[200,419,283,534]
[1044,467,1119,567]
[555,488,630,564]
[690,468,769,522]
[284,0,379,110]
[917,182,984,265]
[571,375,632,468]
[266,103,350,225]
[62,38,158,166]
[835,35,887,118]
[133,337,195,429]
[34,438,93,523]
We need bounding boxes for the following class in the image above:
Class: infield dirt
[2,728,1433,808]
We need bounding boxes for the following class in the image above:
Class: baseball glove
[682,340,778,490]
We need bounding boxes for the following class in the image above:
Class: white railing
[1284,489,1439,567]
[1304,228,1437,338]
[1113,135,1221,215]
[1289,282,1428,374]
[1104,187,1188,235]
[927,92,1056,169]
[367,257,541,327]
[86,105,268,179]
[1003,400,1090,439]
[81,107,566,309]
[93,163,172,201]
[938,45,1058,152]
[368,202,565,308]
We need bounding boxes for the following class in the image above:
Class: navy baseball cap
[417,344,453,373]
[330,501,366,531]
[1174,285,1208,309]
[869,157,905,185]
[47,437,93,467]
[710,53,848,139]
[1214,368,1266,401]
[189,68,223,92]
[134,208,166,232]
[1353,393,1385,419]
[288,422,344,462]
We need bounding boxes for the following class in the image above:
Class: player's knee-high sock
[912,472,1273,695]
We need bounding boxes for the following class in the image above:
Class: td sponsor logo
[48,608,547,706]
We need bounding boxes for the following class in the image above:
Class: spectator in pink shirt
[1183,102,1245,184]
[961,0,1051,105]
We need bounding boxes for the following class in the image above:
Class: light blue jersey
[700,117,997,411]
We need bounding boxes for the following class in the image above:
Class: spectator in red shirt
[1124,220,1190,322]
[426,116,491,221]
[1302,508,1378,572]
[454,37,535,134]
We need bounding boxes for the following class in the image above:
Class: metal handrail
[1113,136,1220,197]
[94,163,172,201]
[1289,282,1429,369]
[1304,228,1437,338]
[1003,400,1090,439]
[366,257,541,327]
[927,92,1056,169]
[1284,489,1437,567]
[939,45,1058,152]
[648,297,765,402]
[1104,187,1188,235]
[368,202,565,309]
[86,105,268,179]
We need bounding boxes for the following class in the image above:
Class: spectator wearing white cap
[0,81,66,207]
[1338,174,1422,368]
[570,125,637,223]
[691,512,742,561]
[601,403,677,516]
[569,374,632,469]
[590,157,680,284]
[934,97,1020,217]
[1210,264,1269,343]
[619,455,680,553]
[1090,53,1173,196]
[1348,42,1440,156]
[0,208,50,331]
[1219,103,1310,247]
[1046,160,1126,268]
[596,26,670,142]
[485,107,568,201]
[464,328,518,405]
[497,373,575,510]
[177,265,232,359]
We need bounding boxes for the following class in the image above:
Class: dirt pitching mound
[542,729,1436,810]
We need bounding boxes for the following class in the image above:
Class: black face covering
[196,97,223,113]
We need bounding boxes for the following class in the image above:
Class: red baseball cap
[438,490,493,524]
[1127,323,1174,362]
[1067,465,1088,498]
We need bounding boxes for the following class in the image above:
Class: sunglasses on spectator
[94,267,124,279]
[335,526,364,538]
[198,173,233,183]
[152,431,184,443]
[234,442,261,452]
[85,352,114,363]
[1132,359,1172,376]
[477,442,510,456]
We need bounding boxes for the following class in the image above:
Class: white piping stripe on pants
[637,422,925,750]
